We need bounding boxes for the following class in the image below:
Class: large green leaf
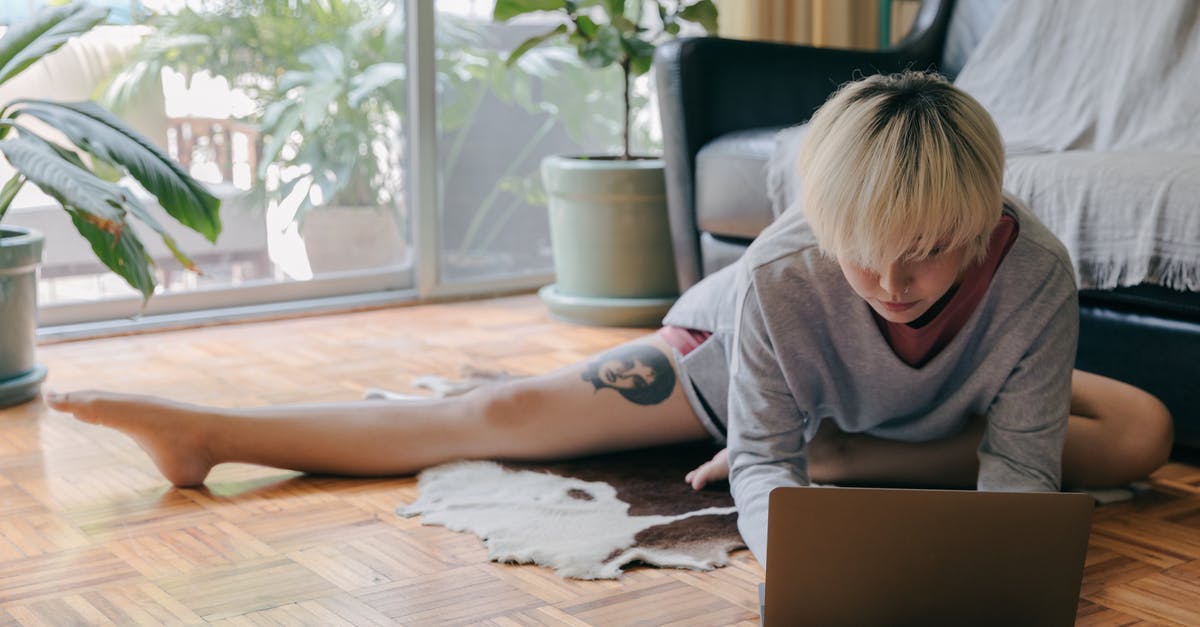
[0,135,158,299]
[68,210,156,300]
[120,192,198,273]
[281,45,346,134]
[297,43,345,78]
[0,1,109,88]
[11,99,222,242]
[257,102,304,179]
[610,14,638,34]
[300,82,341,134]
[349,63,407,107]
[623,36,656,76]
[0,135,125,232]
[493,0,568,21]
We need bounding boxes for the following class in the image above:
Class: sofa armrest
[655,2,953,289]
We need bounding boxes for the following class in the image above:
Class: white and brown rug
[372,371,743,580]
[397,443,742,580]
[369,367,739,578]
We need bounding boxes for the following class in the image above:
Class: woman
[46,71,1173,565]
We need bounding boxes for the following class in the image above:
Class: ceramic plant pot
[538,155,679,327]
[0,225,47,407]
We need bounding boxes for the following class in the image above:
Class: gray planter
[539,155,678,327]
[0,225,46,407]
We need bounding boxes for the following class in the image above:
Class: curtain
[715,0,885,49]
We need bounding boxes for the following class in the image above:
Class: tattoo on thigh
[581,344,677,406]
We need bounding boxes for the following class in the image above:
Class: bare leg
[45,336,711,487]
[805,370,1174,489]
[1059,370,1174,488]
[685,370,1175,490]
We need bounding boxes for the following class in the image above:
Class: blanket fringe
[1078,254,1200,292]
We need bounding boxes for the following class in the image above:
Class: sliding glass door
[1,0,664,330]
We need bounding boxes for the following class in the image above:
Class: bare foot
[685,448,729,491]
[44,390,215,487]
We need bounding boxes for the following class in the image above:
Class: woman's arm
[727,280,809,566]
[978,294,1079,491]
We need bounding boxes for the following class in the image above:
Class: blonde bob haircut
[797,70,1005,271]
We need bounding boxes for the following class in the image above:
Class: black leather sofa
[654,0,1200,450]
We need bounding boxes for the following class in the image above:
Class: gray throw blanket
[955,0,1200,154]
[768,0,1200,291]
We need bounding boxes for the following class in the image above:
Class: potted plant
[494,0,717,327]
[0,1,221,407]
[253,7,410,274]
[104,0,401,275]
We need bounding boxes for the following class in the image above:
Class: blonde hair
[797,71,1004,270]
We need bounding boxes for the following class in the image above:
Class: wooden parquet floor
[0,294,1197,625]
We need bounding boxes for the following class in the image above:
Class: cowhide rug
[369,369,744,580]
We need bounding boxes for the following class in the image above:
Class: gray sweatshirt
[663,195,1078,564]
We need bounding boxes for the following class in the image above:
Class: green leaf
[0,173,24,222]
[508,45,577,80]
[578,24,623,69]
[0,1,109,87]
[68,209,156,301]
[310,168,345,210]
[505,25,569,67]
[349,62,406,107]
[259,97,294,132]
[0,135,126,233]
[278,69,311,93]
[575,15,598,38]
[298,43,345,77]
[41,139,88,171]
[604,0,625,16]
[89,155,124,183]
[679,0,719,34]
[0,134,190,299]
[611,14,637,34]
[1,135,153,298]
[258,104,303,179]
[11,100,222,243]
[120,190,199,273]
[493,0,568,22]
[623,37,656,76]
[299,82,340,134]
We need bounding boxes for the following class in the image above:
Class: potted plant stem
[0,1,221,407]
[494,0,717,327]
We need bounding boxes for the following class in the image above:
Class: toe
[43,390,81,413]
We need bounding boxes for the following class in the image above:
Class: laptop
[761,486,1094,627]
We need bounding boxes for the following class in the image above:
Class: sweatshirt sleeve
[727,278,809,566]
[977,292,1079,492]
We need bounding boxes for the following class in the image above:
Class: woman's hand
[685,447,729,490]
